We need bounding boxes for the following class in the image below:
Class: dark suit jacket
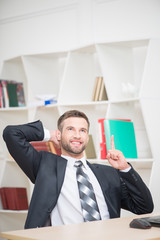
[3,120,154,229]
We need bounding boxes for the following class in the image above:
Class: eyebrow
[66,126,88,131]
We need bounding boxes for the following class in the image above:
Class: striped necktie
[74,160,101,222]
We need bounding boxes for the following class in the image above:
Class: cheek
[82,135,89,145]
[60,133,70,142]
[86,135,89,143]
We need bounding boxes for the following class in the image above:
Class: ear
[56,129,61,141]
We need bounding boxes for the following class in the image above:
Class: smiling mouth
[70,140,82,146]
[71,141,81,144]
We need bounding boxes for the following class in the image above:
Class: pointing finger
[111,135,115,150]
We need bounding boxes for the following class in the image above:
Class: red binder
[0,188,8,209]
[0,187,28,210]
[98,118,131,159]
[31,141,61,155]
[98,119,107,159]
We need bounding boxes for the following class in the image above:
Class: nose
[73,130,81,138]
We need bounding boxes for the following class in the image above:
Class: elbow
[143,199,154,214]
[147,193,154,213]
[3,125,13,142]
[147,202,154,213]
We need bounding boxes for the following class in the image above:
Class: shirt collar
[61,155,87,168]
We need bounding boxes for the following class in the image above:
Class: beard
[61,140,87,155]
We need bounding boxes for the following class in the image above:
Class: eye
[67,127,73,131]
[81,129,87,133]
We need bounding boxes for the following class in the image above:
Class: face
[57,117,89,159]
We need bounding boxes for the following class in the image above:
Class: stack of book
[30,141,61,156]
[0,187,28,210]
[92,77,108,101]
[0,80,25,108]
[98,118,137,159]
[84,135,97,159]
[31,139,96,159]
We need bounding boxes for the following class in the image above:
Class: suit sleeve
[3,120,45,183]
[119,167,154,214]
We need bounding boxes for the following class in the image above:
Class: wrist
[43,128,50,141]
[120,163,131,172]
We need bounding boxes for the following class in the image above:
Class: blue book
[103,119,137,158]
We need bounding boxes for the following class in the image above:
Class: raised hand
[107,135,130,170]
[49,130,61,150]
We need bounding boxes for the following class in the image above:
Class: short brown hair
[57,110,90,132]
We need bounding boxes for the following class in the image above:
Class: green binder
[7,82,18,107]
[104,119,137,158]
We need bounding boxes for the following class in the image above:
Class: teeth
[72,141,81,144]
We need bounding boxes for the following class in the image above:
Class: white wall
[0,0,160,217]
[0,0,160,72]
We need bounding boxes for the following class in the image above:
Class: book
[84,135,97,159]
[92,77,108,102]
[6,81,19,107]
[0,81,5,107]
[98,78,108,101]
[0,187,28,210]
[48,141,61,156]
[14,188,28,210]
[94,77,103,101]
[33,146,50,151]
[0,80,9,108]
[92,77,102,101]
[30,141,61,155]
[98,118,132,159]
[30,141,51,152]
[0,80,25,108]
[0,188,8,209]
[17,82,25,107]
[103,119,137,158]
[98,119,107,159]
[0,82,2,108]
[92,77,99,101]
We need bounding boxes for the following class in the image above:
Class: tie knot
[74,160,83,168]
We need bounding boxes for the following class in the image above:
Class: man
[3,110,153,229]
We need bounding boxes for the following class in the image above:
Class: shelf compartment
[0,109,30,158]
[22,52,67,104]
[1,56,28,105]
[58,45,103,104]
[0,210,27,232]
[0,161,31,206]
[106,100,152,159]
[34,106,60,130]
[96,40,149,101]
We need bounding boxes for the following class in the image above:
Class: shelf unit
[0,38,160,233]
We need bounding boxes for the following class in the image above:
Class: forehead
[63,117,88,129]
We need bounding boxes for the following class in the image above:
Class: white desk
[1,214,160,240]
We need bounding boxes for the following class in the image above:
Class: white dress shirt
[43,128,131,226]
[50,155,110,226]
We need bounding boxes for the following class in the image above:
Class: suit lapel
[87,161,118,217]
[57,156,67,194]
[87,161,107,191]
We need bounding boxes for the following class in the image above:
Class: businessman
[3,110,154,229]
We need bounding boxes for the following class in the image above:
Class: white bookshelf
[0,38,160,232]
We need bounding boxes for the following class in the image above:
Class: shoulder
[88,162,118,174]
[40,152,67,165]
[88,162,121,185]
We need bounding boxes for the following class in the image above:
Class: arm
[107,135,154,214]
[3,120,45,183]
[119,167,154,214]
